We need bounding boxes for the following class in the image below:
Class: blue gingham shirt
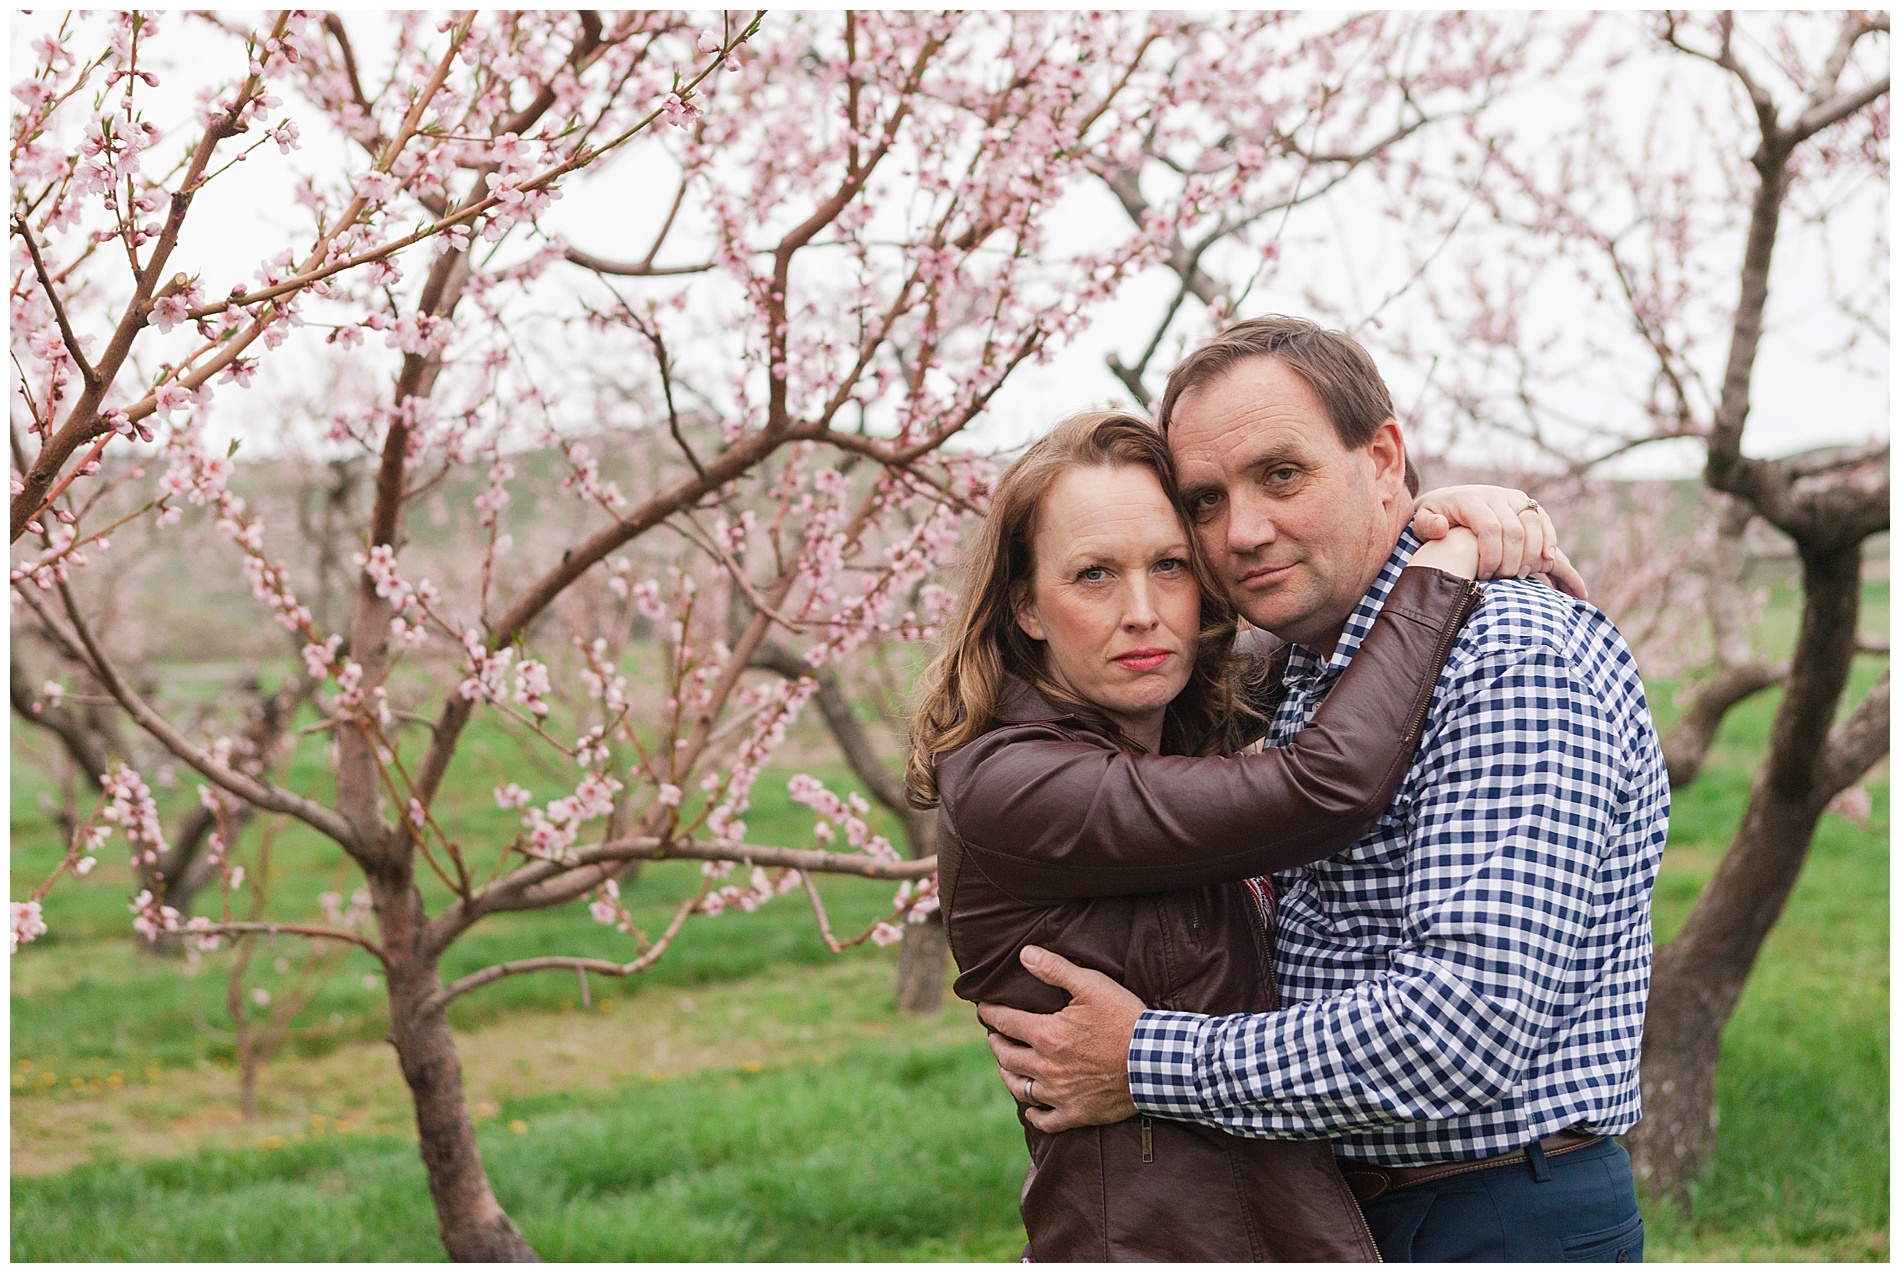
[1128,530,1669,1166]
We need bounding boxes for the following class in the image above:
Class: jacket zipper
[1348,1193,1385,1262]
[1244,879,1279,1011]
[1401,579,1480,744]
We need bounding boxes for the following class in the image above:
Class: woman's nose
[1122,581,1159,630]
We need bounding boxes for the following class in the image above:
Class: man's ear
[1367,419,1408,503]
[1012,584,1045,643]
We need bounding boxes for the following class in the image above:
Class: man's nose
[1226,490,1278,557]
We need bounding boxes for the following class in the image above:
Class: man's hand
[976,945,1147,1133]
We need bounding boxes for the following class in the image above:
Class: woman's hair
[905,410,1261,809]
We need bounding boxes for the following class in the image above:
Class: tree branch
[1791,75,1889,146]
[1780,438,1891,479]
[424,891,701,1014]
[53,580,361,851]
[1815,669,1890,802]
[750,640,930,849]
[10,655,113,785]
[11,216,99,389]
[191,920,386,962]
[563,246,713,277]
[1662,661,1787,789]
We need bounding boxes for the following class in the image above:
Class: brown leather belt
[1340,1128,1602,1203]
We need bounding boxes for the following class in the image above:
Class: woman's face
[1014,464,1201,750]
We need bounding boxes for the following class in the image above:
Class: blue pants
[1356,1136,1644,1262]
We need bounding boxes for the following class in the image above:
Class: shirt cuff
[1127,1009,1216,1120]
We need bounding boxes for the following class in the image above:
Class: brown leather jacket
[933,566,1480,1262]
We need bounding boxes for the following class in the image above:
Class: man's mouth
[1236,562,1296,588]
[1112,648,1172,671]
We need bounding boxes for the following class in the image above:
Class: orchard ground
[10,584,1888,1261]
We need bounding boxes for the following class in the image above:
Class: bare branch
[10,655,113,785]
[563,246,713,277]
[190,920,387,962]
[1792,74,1891,145]
[574,835,935,881]
[1778,439,1890,479]
[1662,662,1787,788]
[424,890,701,1014]
[1815,669,1890,801]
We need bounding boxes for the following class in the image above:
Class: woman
[906,411,1570,1261]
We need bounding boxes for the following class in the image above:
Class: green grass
[10,587,1888,1260]
[1632,647,1890,1261]
[11,1042,1030,1262]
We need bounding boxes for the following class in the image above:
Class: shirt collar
[1282,527,1422,686]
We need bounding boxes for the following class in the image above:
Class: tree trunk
[239,1051,259,1122]
[1630,542,1872,1193]
[376,874,539,1262]
[894,911,948,1013]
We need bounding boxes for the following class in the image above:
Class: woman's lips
[1112,649,1172,671]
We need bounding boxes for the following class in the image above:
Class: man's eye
[1265,467,1298,485]
[1189,492,1222,519]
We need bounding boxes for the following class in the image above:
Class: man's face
[1168,357,1409,650]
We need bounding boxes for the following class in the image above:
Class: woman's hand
[1411,525,1481,577]
[1413,485,1588,599]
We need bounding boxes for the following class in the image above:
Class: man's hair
[1155,315,1420,495]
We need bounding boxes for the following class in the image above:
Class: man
[979,316,1668,1262]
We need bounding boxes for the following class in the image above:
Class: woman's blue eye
[1077,567,1108,583]
[1156,558,1188,573]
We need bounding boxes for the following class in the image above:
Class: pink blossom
[154,382,193,417]
[150,294,188,332]
[661,92,702,128]
[11,901,47,952]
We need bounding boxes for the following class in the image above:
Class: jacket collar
[992,674,1078,725]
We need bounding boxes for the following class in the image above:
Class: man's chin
[1230,582,1309,638]
[1237,598,1327,645]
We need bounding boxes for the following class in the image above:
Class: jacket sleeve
[937,566,1479,904]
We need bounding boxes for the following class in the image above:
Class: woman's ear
[1012,584,1045,642]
